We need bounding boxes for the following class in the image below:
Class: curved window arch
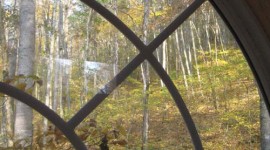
[0,0,267,149]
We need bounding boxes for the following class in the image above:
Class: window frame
[1,0,269,149]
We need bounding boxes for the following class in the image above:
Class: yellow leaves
[107,103,113,109]
[1,74,42,96]
[101,127,109,135]
[90,129,98,137]
[16,83,27,91]
[151,6,171,18]
[26,87,34,94]
[116,124,127,135]
[124,5,144,24]
[28,75,43,86]
[110,139,128,146]
[15,82,34,94]
[216,59,228,65]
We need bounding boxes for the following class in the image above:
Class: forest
[0,0,266,149]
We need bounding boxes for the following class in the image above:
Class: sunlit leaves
[16,83,27,91]
[1,74,43,96]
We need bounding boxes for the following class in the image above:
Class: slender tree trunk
[82,60,88,106]
[58,0,65,117]
[14,0,35,147]
[205,11,212,54]
[66,71,71,111]
[161,40,167,87]
[191,21,206,63]
[59,64,64,117]
[154,32,164,86]
[1,1,16,147]
[52,0,58,113]
[175,29,188,90]
[212,16,219,66]
[189,20,203,97]
[43,55,53,146]
[1,66,8,148]
[86,11,91,60]
[180,27,191,76]
[141,63,150,150]
[6,30,17,147]
[189,20,199,79]
[44,0,50,55]
[58,0,66,58]
[58,0,69,116]
[215,16,225,56]
[141,0,150,149]
[0,0,5,52]
[214,30,218,65]
[86,9,95,60]
[43,2,53,145]
[0,0,7,72]
[53,61,59,112]
[260,92,270,150]
[1,92,7,148]
[187,44,193,74]
[113,0,119,98]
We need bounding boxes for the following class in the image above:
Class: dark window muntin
[0,0,267,149]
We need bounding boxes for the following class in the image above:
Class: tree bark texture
[14,0,35,148]
[260,92,270,150]
[141,0,150,149]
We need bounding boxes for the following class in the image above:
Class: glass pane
[74,68,191,149]
[93,0,194,43]
[0,0,263,149]
[154,1,260,149]
[33,15,139,120]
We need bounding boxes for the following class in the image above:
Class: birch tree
[175,30,188,89]
[260,93,270,150]
[1,41,9,149]
[141,0,150,149]
[0,0,7,146]
[0,0,4,48]
[5,29,17,148]
[58,0,70,116]
[14,0,35,147]
[52,0,58,112]
[112,0,119,98]
[42,0,53,145]
[58,0,65,117]
[0,0,6,65]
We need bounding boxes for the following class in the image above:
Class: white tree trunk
[43,2,53,140]
[189,20,203,97]
[175,30,188,90]
[161,40,167,87]
[14,0,35,147]
[53,62,59,112]
[260,92,270,150]
[113,0,119,98]
[6,30,17,147]
[180,27,191,76]
[0,0,7,74]
[205,11,212,54]
[141,0,150,149]
[59,65,64,117]
[52,0,58,113]
[189,20,201,81]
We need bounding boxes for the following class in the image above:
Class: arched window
[1,0,269,149]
